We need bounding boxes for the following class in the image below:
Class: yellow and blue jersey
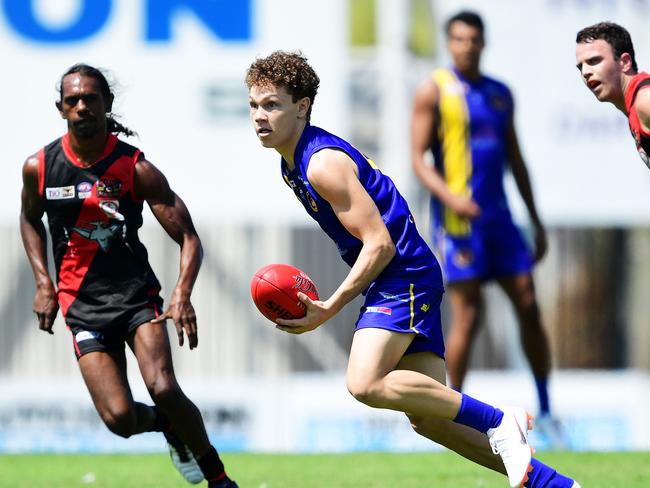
[281,124,442,287]
[430,67,514,236]
[430,68,533,283]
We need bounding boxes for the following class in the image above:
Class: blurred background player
[19,63,237,488]
[576,22,650,169]
[410,10,562,445]
[246,50,579,488]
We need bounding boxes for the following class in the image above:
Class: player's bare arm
[135,159,203,349]
[410,80,480,219]
[20,154,59,334]
[505,113,547,262]
[635,88,650,133]
[275,149,395,334]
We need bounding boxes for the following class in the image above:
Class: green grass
[1,451,649,487]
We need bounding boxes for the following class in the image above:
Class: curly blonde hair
[245,51,320,122]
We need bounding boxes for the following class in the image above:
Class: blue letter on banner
[146,0,251,42]
[2,0,111,43]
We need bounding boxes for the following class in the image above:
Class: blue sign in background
[1,0,251,43]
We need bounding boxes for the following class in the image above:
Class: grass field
[2,451,650,488]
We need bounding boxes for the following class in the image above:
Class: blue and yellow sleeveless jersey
[281,124,442,288]
[430,67,514,236]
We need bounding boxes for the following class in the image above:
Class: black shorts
[68,302,163,360]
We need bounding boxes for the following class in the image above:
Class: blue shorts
[435,219,533,283]
[355,279,445,359]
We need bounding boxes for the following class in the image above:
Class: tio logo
[1,0,251,43]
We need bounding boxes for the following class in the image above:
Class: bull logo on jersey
[97,178,123,197]
[71,221,123,252]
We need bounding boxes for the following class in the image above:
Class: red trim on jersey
[624,72,650,113]
[130,150,144,203]
[37,148,45,197]
[625,72,650,156]
[99,154,136,206]
[640,123,650,139]
[61,133,119,167]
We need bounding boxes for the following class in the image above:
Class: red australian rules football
[250,264,319,322]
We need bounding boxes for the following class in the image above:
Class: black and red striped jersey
[37,133,162,330]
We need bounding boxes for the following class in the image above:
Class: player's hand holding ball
[251,264,332,334]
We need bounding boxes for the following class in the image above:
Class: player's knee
[407,415,448,443]
[148,377,181,407]
[515,294,540,321]
[346,378,385,408]
[101,407,136,438]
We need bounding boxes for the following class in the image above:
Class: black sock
[149,405,172,433]
[197,446,227,483]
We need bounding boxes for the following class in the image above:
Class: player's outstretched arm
[506,110,547,262]
[135,159,203,349]
[20,154,59,334]
[410,79,480,219]
[275,149,395,334]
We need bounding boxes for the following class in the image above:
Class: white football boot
[165,431,204,484]
[487,407,534,488]
[571,483,582,488]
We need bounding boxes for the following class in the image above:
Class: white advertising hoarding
[3,1,650,224]
[0,0,346,224]
[1,371,649,453]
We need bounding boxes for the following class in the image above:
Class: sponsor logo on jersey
[70,220,123,252]
[46,185,75,200]
[421,303,430,312]
[365,306,392,315]
[378,291,410,303]
[97,178,122,197]
[77,181,93,199]
[75,330,104,343]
